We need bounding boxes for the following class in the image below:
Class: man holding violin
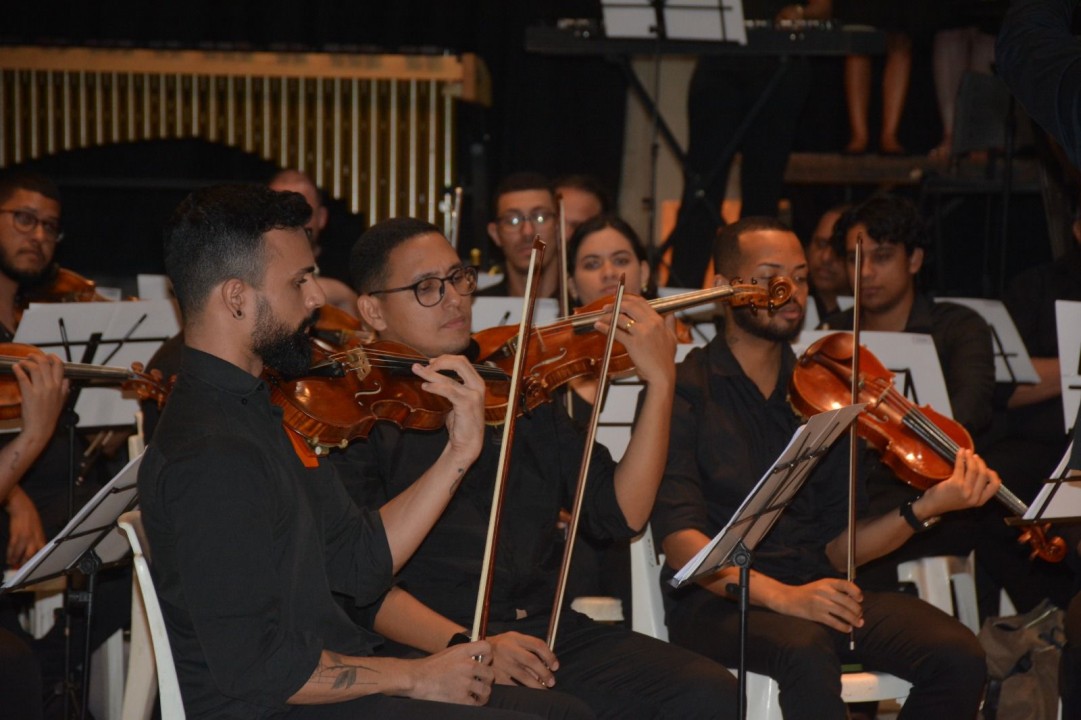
[652,217,997,719]
[140,184,541,719]
[338,217,738,719]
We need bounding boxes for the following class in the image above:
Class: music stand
[671,404,864,720]
[1,451,143,720]
[1010,440,1081,526]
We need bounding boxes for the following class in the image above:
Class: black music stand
[1,452,143,720]
[1009,440,1081,526]
[671,404,864,720]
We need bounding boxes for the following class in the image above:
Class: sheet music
[1057,300,1081,433]
[935,297,1038,384]
[13,300,180,427]
[1023,441,1081,521]
[2,451,143,591]
[471,297,560,332]
[603,0,748,44]
[672,403,864,587]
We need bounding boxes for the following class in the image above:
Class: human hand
[5,486,46,567]
[14,352,68,446]
[412,354,486,466]
[592,294,676,387]
[487,631,560,689]
[772,578,864,633]
[920,449,1001,516]
[408,641,495,705]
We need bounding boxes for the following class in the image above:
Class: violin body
[789,332,973,491]
[265,339,508,453]
[21,267,110,304]
[474,277,796,420]
[790,331,1066,563]
[310,304,373,351]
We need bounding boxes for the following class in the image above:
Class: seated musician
[335,217,739,719]
[651,217,994,719]
[806,204,851,320]
[139,184,533,720]
[819,195,1066,617]
[268,168,360,318]
[478,172,560,298]
[552,174,610,240]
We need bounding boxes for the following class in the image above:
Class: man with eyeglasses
[334,216,738,719]
[0,170,86,715]
[481,172,560,298]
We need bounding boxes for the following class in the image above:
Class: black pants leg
[285,694,545,719]
[0,627,43,720]
[667,588,985,720]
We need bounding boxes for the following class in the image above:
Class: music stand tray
[2,451,143,720]
[671,403,864,720]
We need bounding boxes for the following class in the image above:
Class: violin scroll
[726,276,796,313]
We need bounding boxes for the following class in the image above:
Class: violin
[789,332,1066,563]
[309,304,373,351]
[0,342,172,418]
[265,338,509,456]
[473,276,796,418]
[21,267,111,305]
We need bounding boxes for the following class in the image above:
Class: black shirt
[823,293,995,436]
[1001,244,1081,441]
[332,401,634,628]
[652,334,860,590]
[997,0,1081,171]
[138,347,393,719]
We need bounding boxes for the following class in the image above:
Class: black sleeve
[996,0,1081,169]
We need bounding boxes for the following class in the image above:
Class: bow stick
[847,234,863,650]
[546,276,627,650]
[471,236,546,640]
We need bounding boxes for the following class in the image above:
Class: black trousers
[285,694,543,719]
[378,610,738,720]
[667,588,987,720]
[0,627,42,720]
[665,56,812,289]
[485,611,739,720]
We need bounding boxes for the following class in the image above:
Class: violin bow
[555,194,575,419]
[471,236,547,641]
[847,234,863,650]
[546,276,627,650]
[447,186,463,251]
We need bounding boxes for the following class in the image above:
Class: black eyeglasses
[496,208,554,231]
[0,209,63,242]
[370,265,479,307]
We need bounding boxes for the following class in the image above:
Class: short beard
[252,295,315,378]
[731,305,803,344]
[2,254,55,287]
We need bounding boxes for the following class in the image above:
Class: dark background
[1,0,1056,297]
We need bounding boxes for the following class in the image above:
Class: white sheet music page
[1057,300,1081,433]
[1023,441,1081,521]
[671,403,864,587]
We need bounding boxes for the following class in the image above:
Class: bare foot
[844,137,869,155]
[879,137,906,155]
[929,141,952,164]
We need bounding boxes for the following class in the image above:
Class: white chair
[629,528,911,719]
[897,553,981,634]
[117,510,186,720]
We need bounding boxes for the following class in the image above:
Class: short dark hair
[567,213,647,272]
[163,183,311,319]
[552,174,613,214]
[830,195,928,257]
[350,217,443,295]
[492,171,552,214]
[0,171,61,206]
[712,217,792,278]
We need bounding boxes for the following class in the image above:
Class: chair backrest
[117,510,186,720]
[628,526,669,641]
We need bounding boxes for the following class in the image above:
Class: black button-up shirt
[138,347,393,719]
[823,293,995,436]
[332,401,634,628]
[652,335,860,594]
